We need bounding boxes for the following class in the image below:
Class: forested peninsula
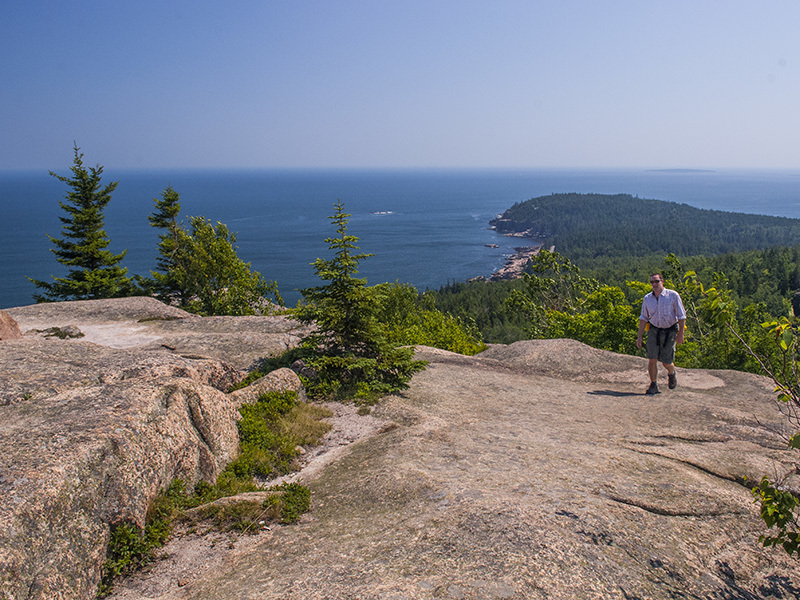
[490,192,800,259]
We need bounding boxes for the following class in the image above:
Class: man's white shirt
[639,288,686,329]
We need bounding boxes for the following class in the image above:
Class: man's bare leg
[648,358,658,383]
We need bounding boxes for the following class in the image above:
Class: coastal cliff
[2,298,799,599]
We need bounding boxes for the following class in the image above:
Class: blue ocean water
[2,168,800,309]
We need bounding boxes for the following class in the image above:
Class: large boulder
[0,298,309,600]
[0,375,239,600]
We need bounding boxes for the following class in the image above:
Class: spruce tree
[297,200,426,402]
[30,145,131,302]
[148,185,187,304]
[299,199,381,355]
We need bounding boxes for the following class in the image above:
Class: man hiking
[636,273,686,395]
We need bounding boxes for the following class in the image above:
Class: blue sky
[2,1,799,170]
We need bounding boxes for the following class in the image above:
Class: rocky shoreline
[470,244,544,283]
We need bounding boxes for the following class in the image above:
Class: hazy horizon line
[4,165,800,176]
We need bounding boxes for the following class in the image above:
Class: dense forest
[430,244,800,344]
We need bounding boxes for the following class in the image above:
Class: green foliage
[296,201,427,403]
[297,200,381,354]
[99,480,188,596]
[264,482,311,524]
[753,477,800,557]
[30,145,132,302]
[193,481,311,533]
[192,498,269,533]
[498,251,640,353]
[225,391,310,479]
[99,392,328,595]
[375,282,486,355]
[695,272,800,559]
[173,216,283,316]
[546,285,639,354]
[659,256,775,372]
[148,185,186,304]
[506,249,598,337]
[204,390,328,517]
[99,523,149,596]
[428,279,530,344]
[434,240,800,349]
[146,188,283,315]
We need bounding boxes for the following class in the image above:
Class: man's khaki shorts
[646,326,677,364]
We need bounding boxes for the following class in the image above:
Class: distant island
[489,192,800,260]
[645,168,716,173]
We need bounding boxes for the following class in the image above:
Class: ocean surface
[2,168,800,310]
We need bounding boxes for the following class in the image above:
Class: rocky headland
[2,297,800,599]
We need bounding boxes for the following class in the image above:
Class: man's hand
[677,330,685,346]
[636,336,643,349]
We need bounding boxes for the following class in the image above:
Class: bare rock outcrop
[0,297,309,600]
[156,341,800,600]
[1,376,240,600]
[5,296,311,371]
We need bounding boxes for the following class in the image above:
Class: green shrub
[269,482,311,524]
[376,282,487,355]
[99,480,187,596]
[225,390,313,478]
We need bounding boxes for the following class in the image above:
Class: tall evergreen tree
[299,199,381,355]
[148,185,187,304]
[30,145,131,301]
[296,200,426,402]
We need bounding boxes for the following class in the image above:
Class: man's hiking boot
[646,382,660,395]
[668,372,677,389]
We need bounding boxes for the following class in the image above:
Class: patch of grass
[282,402,334,444]
[224,391,332,480]
[192,498,275,533]
[190,472,260,506]
[189,482,309,532]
